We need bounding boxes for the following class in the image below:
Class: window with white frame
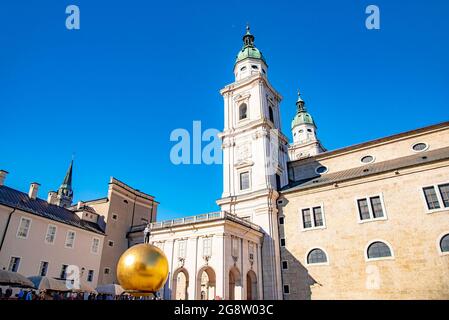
[412,142,428,152]
[422,183,449,211]
[65,231,76,248]
[91,237,100,254]
[8,257,21,272]
[17,217,31,239]
[239,103,248,120]
[248,242,255,261]
[357,195,386,221]
[203,238,212,257]
[87,270,94,282]
[39,261,49,276]
[307,248,328,264]
[178,240,187,258]
[366,241,392,260]
[440,234,449,253]
[60,264,68,279]
[232,237,239,257]
[45,225,57,244]
[301,206,325,229]
[239,171,250,190]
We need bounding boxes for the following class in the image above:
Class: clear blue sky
[1,0,448,220]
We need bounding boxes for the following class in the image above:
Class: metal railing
[147,211,261,231]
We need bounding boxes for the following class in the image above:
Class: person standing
[5,287,12,299]
[25,290,32,300]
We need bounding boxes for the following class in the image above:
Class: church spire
[57,160,74,208]
[296,89,307,113]
[235,24,266,66]
[62,160,73,187]
[242,24,255,47]
[290,88,325,157]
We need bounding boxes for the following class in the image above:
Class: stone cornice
[220,74,283,102]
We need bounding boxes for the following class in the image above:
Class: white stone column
[214,233,225,300]
[187,236,199,300]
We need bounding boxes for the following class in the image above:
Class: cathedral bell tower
[217,26,289,300]
[289,90,325,160]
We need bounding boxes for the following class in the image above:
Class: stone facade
[80,177,158,285]
[0,171,158,290]
[279,122,449,299]
[142,212,263,300]
[0,178,105,288]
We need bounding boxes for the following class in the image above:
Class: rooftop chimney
[47,191,57,204]
[28,182,40,200]
[0,170,8,186]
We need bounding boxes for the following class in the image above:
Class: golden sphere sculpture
[116,243,169,293]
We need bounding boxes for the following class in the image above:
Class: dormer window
[239,103,248,120]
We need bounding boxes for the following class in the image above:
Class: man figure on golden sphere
[116,225,169,295]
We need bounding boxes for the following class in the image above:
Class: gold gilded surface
[116,243,169,292]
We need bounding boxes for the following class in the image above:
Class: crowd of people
[0,286,161,300]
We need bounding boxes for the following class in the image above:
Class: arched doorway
[246,270,258,300]
[172,268,189,300]
[229,267,242,300]
[196,266,216,300]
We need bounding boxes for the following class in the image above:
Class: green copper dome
[291,91,316,129]
[236,46,266,64]
[235,25,266,64]
[291,112,315,128]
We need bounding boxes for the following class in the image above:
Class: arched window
[268,106,274,123]
[367,241,392,259]
[440,234,449,253]
[307,248,327,264]
[239,103,247,120]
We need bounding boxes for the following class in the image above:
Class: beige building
[0,167,105,288]
[0,162,158,289]
[84,177,158,285]
[279,121,449,299]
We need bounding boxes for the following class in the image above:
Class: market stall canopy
[95,283,124,295]
[0,270,35,288]
[28,276,70,292]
